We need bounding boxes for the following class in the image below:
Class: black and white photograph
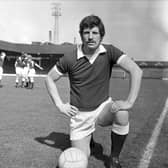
[0,0,168,168]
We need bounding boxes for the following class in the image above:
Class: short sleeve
[55,45,76,74]
[108,44,125,64]
[56,56,69,74]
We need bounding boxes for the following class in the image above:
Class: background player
[26,55,43,89]
[45,15,142,168]
[0,51,6,87]
[22,53,30,88]
[15,53,25,88]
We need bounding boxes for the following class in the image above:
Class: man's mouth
[87,42,95,45]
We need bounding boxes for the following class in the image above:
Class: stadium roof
[0,40,73,55]
[136,60,168,68]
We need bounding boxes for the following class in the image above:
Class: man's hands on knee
[111,100,133,113]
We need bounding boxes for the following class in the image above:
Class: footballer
[0,51,6,87]
[45,15,143,168]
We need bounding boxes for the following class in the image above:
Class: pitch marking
[4,73,46,77]
[138,97,168,168]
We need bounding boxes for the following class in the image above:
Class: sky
[0,0,168,61]
[0,0,118,44]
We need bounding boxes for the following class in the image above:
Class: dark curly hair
[79,15,105,39]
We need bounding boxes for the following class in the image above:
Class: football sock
[15,82,18,87]
[111,131,128,158]
[21,81,24,87]
[29,82,34,89]
[111,123,129,158]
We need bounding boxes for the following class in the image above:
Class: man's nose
[88,32,93,39]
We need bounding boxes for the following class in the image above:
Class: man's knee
[114,110,129,125]
[71,135,91,158]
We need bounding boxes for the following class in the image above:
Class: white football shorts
[0,67,3,80]
[28,68,36,77]
[70,97,113,140]
[15,67,24,76]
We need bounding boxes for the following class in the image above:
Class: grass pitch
[0,76,167,168]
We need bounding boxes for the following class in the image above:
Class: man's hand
[111,100,133,113]
[57,103,79,117]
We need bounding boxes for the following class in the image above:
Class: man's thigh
[96,101,115,127]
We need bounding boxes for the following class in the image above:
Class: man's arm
[45,66,79,117]
[45,65,63,108]
[34,62,44,70]
[14,61,17,68]
[114,55,143,111]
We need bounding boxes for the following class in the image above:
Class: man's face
[81,26,102,53]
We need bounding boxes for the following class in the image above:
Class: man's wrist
[127,99,134,107]
[56,101,63,109]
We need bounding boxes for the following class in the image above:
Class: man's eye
[83,32,89,35]
[93,32,99,35]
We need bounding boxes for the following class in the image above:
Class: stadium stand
[0,40,69,74]
[0,40,168,79]
[111,61,168,80]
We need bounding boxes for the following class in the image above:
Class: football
[58,147,88,168]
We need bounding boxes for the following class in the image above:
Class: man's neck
[82,45,98,57]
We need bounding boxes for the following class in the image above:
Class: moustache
[87,41,95,43]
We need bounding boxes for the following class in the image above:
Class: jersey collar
[77,44,107,64]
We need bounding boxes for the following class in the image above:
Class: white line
[162,78,168,81]
[3,73,47,78]
[138,98,168,168]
